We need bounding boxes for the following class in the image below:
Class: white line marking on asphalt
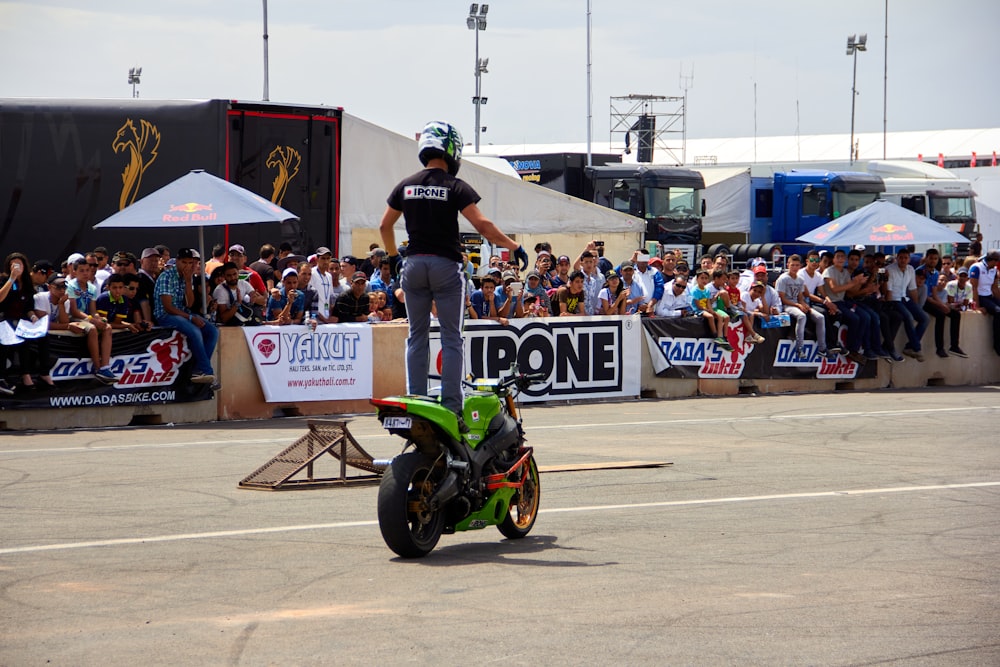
[2,405,995,455]
[1,481,996,556]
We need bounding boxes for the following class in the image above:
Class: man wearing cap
[969,250,1000,354]
[227,244,267,296]
[135,248,161,324]
[619,261,646,315]
[942,267,972,357]
[153,248,218,384]
[631,249,664,314]
[334,271,371,323]
[360,247,386,278]
[379,121,527,427]
[309,247,341,324]
[264,267,306,325]
[550,255,572,289]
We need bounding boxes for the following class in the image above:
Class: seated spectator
[265,268,306,325]
[368,290,393,321]
[66,258,118,383]
[690,268,731,349]
[333,271,371,323]
[885,248,929,361]
[95,274,139,332]
[823,249,867,363]
[154,248,218,385]
[110,251,137,276]
[775,254,832,360]
[468,274,509,325]
[227,244,267,296]
[653,275,692,318]
[37,274,115,386]
[599,271,627,315]
[725,270,765,343]
[121,273,149,330]
[29,260,55,293]
[941,266,971,357]
[741,281,770,325]
[360,246,387,278]
[214,262,265,326]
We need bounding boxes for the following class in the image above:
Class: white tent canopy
[339,114,642,252]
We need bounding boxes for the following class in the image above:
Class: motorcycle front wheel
[377,452,445,558]
[498,454,541,539]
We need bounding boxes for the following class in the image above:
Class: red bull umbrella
[94,169,299,313]
[796,199,969,247]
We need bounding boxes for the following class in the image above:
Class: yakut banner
[430,315,643,402]
[641,317,876,380]
[0,329,212,410]
[243,324,373,402]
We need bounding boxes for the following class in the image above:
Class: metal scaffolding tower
[609,94,686,165]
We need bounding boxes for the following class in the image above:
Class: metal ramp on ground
[239,420,386,490]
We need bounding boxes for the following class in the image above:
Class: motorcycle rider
[379,121,527,431]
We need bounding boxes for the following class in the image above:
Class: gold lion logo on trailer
[113,118,161,210]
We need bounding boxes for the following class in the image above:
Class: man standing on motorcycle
[379,121,527,430]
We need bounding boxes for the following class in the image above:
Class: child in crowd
[691,269,732,350]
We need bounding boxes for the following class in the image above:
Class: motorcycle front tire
[377,452,445,558]
[498,454,541,540]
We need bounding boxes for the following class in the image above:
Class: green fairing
[453,487,517,531]
[387,395,464,440]
[461,392,504,448]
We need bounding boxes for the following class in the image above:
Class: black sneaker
[949,347,969,358]
[456,415,470,434]
[936,348,949,358]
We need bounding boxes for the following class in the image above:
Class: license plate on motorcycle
[382,416,412,429]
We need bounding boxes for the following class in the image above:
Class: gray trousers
[400,255,466,413]
[785,305,827,351]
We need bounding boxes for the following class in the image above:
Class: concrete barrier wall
[3,313,998,430]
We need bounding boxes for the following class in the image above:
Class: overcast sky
[1,0,997,148]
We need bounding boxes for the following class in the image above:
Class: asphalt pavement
[1,387,999,666]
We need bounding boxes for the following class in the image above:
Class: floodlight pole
[846,33,867,165]
[262,0,270,101]
[467,4,488,153]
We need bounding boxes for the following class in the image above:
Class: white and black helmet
[418,121,463,175]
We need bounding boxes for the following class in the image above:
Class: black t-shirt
[386,168,480,263]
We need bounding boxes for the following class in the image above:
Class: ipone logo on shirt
[404,185,449,201]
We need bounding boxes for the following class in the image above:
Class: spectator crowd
[1,237,997,396]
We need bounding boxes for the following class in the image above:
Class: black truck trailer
[0,98,342,265]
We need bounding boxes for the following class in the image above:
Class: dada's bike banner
[430,315,643,403]
[243,324,374,402]
[641,316,877,380]
[0,329,213,410]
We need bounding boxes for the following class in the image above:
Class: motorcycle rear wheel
[378,452,445,558]
[498,454,541,539]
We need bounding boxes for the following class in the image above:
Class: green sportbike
[371,366,544,558]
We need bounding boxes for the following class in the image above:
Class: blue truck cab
[750,169,884,254]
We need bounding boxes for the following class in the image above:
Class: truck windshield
[645,186,700,218]
[929,196,975,222]
[832,192,879,217]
